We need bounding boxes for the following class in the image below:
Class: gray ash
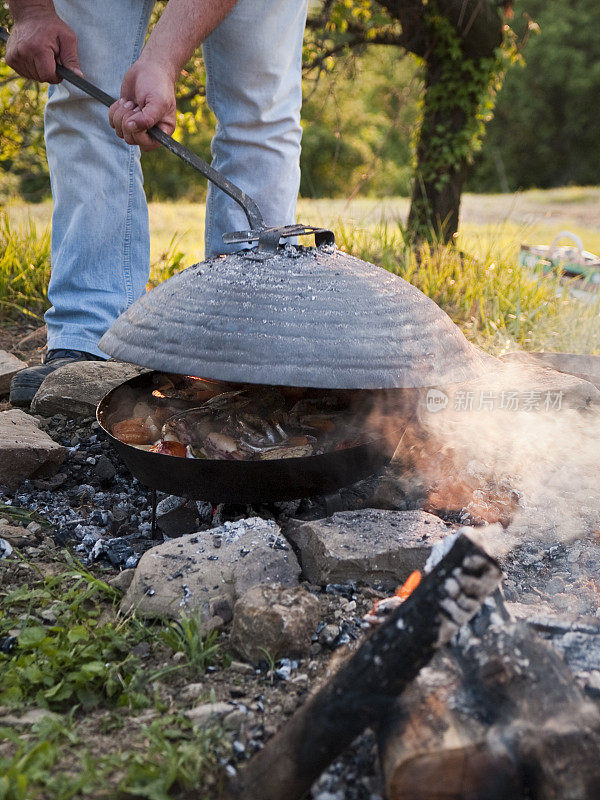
[0,413,157,569]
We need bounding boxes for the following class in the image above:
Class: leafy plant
[0,712,226,800]
[157,615,220,679]
[0,561,151,710]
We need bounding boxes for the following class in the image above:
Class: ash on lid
[99,244,494,390]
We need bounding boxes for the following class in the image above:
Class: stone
[94,455,116,484]
[318,624,340,648]
[0,538,13,559]
[434,359,600,414]
[230,660,257,675]
[26,521,42,536]
[286,509,449,588]
[107,569,135,593]
[31,361,146,418]
[0,524,39,548]
[0,350,26,394]
[178,682,206,704]
[156,495,212,537]
[0,409,67,490]
[230,584,320,665]
[223,709,250,730]
[185,701,233,726]
[120,517,300,620]
[31,472,68,491]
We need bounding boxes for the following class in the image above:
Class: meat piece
[112,417,156,445]
[150,440,187,457]
[203,432,246,460]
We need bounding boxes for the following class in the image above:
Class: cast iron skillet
[97,372,400,503]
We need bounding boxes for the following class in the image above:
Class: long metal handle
[0,26,265,231]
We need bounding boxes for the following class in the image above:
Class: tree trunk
[406,54,470,244]
[378,0,504,244]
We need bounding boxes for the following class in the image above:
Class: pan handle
[0,26,266,232]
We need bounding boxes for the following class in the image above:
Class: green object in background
[520,231,600,287]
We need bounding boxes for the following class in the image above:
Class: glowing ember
[365,570,422,624]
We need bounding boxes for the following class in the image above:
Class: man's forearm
[140,0,238,80]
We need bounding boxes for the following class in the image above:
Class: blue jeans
[44,0,308,357]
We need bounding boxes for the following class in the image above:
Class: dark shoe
[9,349,106,408]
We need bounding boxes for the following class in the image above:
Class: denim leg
[44,0,155,356]
[202,0,308,257]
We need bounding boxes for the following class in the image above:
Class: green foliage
[471,0,600,191]
[0,553,226,798]
[0,712,226,800]
[0,7,49,201]
[334,219,600,351]
[157,616,221,679]
[147,232,186,286]
[300,47,419,198]
[0,562,151,710]
[0,207,50,319]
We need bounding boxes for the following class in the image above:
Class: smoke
[383,360,600,544]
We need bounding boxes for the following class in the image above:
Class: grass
[0,552,227,799]
[1,187,600,353]
[1,712,226,800]
[0,210,50,320]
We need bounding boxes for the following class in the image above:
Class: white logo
[425,388,449,413]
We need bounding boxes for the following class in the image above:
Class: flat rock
[0,708,60,726]
[429,360,600,416]
[502,351,600,392]
[0,350,26,394]
[0,409,67,490]
[286,509,450,587]
[120,517,300,621]
[231,583,320,664]
[31,361,145,418]
[107,569,135,593]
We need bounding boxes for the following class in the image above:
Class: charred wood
[378,600,600,800]
[212,532,502,800]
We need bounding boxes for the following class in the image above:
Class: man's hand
[108,0,237,151]
[108,59,176,152]
[6,4,82,83]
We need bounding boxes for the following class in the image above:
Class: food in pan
[107,373,394,460]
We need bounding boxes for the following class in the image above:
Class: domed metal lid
[99,244,494,389]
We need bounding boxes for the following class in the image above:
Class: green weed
[0,503,51,528]
[0,557,226,799]
[334,220,600,354]
[156,615,221,680]
[0,557,164,711]
[0,712,226,800]
[2,195,600,355]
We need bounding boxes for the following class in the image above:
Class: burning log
[377,650,520,800]
[213,531,502,800]
[378,599,600,800]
